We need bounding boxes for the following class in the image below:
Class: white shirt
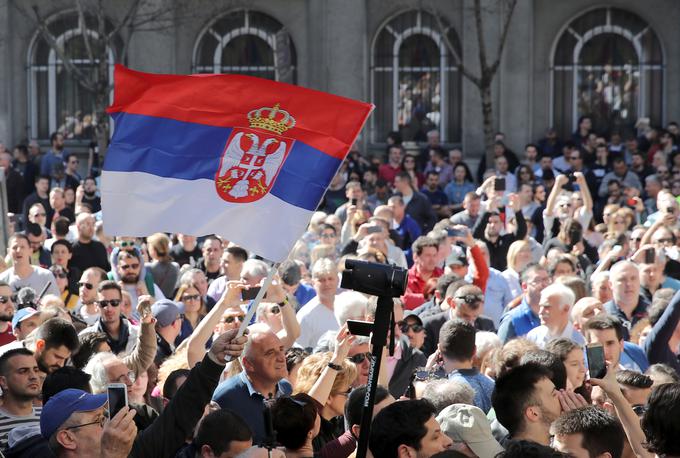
[295,297,339,349]
[526,323,586,348]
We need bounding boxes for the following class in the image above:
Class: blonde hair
[506,240,531,272]
[293,352,357,396]
[157,346,190,392]
[147,232,172,262]
[311,245,336,265]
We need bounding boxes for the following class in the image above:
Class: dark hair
[0,348,35,377]
[71,332,109,369]
[345,384,391,427]
[279,260,302,287]
[369,399,436,457]
[194,409,252,455]
[118,249,141,262]
[641,383,680,455]
[320,223,337,235]
[50,239,72,255]
[36,318,79,353]
[520,350,567,390]
[49,132,61,144]
[97,280,122,297]
[436,274,462,299]
[25,221,42,237]
[439,319,476,362]
[545,338,581,362]
[520,263,546,284]
[285,347,309,373]
[583,315,624,342]
[411,236,439,257]
[616,370,653,389]
[271,393,318,450]
[395,171,413,184]
[42,366,91,404]
[492,363,554,436]
[163,368,191,400]
[497,439,572,457]
[552,406,624,458]
[226,246,248,263]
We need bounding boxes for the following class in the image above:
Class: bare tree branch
[473,0,489,74]
[107,0,141,39]
[75,0,96,64]
[488,0,518,77]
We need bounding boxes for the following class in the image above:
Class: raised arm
[307,325,353,405]
[123,296,157,375]
[508,194,527,239]
[545,174,569,217]
[574,172,593,214]
[263,278,301,349]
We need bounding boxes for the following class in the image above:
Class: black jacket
[422,311,496,357]
[388,335,427,398]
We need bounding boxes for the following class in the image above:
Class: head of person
[345,384,394,439]
[76,213,95,242]
[437,403,504,458]
[492,363,561,440]
[387,195,406,221]
[41,389,108,457]
[615,370,653,408]
[116,250,142,284]
[545,339,586,391]
[51,239,73,268]
[412,236,439,274]
[589,272,613,304]
[520,264,550,305]
[446,284,484,325]
[0,348,41,402]
[294,352,356,418]
[174,281,204,316]
[400,312,426,350]
[181,268,209,297]
[552,406,624,458]
[646,363,680,387]
[85,351,135,397]
[49,187,66,211]
[33,318,79,374]
[222,246,248,280]
[507,240,532,273]
[548,254,578,279]
[388,145,404,165]
[152,299,182,343]
[35,175,50,194]
[394,171,414,195]
[609,261,640,308]
[214,307,246,336]
[538,283,576,331]
[484,212,504,240]
[12,307,42,341]
[28,202,47,226]
[78,267,106,305]
[42,366,92,405]
[641,382,680,457]
[70,332,110,370]
[570,297,604,332]
[369,399,452,458]
[460,192,480,217]
[421,380,475,416]
[242,327,287,387]
[583,315,625,367]
[311,258,338,301]
[426,171,440,190]
[271,393,320,452]
[194,409,253,458]
[0,281,15,324]
[439,319,476,368]
[8,233,31,267]
[95,280,123,327]
[202,236,223,267]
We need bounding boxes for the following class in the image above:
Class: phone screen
[494,178,506,191]
[586,345,606,379]
[346,319,373,336]
[350,198,358,206]
[366,226,383,234]
[644,248,655,264]
[242,286,261,301]
[107,384,128,419]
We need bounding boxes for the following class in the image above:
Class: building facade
[0,0,678,159]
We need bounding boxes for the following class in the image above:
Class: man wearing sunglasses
[0,282,17,346]
[114,250,165,307]
[0,234,60,299]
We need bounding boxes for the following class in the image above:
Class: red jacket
[402,264,444,310]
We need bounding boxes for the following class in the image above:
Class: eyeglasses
[31,212,46,218]
[96,299,121,308]
[223,315,246,324]
[118,241,135,248]
[78,282,94,290]
[455,294,483,304]
[54,272,68,279]
[398,321,423,333]
[269,305,281,315]
[349,352,373,364]
[64,415,106,430]
[181,294,200,302]
[115,370,136,384]
[320,233,335,239]
[333,387,352,397]
[120,264,140,271]
[0,295,16,304]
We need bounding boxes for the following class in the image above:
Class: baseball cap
[436,404,504,457]
[445,245,467,267]
[40,389,107,439]
[151,299,181,327]
[12,307,40,330]
[403,311,423,327]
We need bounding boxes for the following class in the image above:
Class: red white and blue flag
[101,65,373,261]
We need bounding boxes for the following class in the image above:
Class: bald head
[571,297,604,331]
[610,261,640,308]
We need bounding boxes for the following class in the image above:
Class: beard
[0,312,13,322]
[122,273,139,284]
[36,354,52,374]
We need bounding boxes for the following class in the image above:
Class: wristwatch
[327,362,343,371]
[278,296,289,307]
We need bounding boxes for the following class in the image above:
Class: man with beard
[69,213,109,272]
[40,132,67,177]
[0,283,17,345]
[74,267,107,325]
[0,349,43,449]
[80,176,101,213]
[80,281,141,358]
[114,250,164,307]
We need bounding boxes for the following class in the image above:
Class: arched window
[192,9,296,83]
[28,12,115,140]
[551,7,664,137]
[371,10,461,144]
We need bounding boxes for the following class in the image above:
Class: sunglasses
[97,299,121,308]
[269,305,281,315]
[456,294,484,304]
[78,282,94,290]
[398,321,423,333]
[182,294,200,302]
[349,352,373,364]
[120,264,140,270]
[118,241,136,248]
[0,295,17,304]
[223,315,246,324]
[54,272,68,279]
[31,212,46,217]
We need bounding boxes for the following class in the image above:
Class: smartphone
[367,226,383,234]
[494,177,506,192]
[667,206,675,214]
[346,319,373,336]
[447,228,465,237]
[644,248,655,264]
[242,286,261,301]
[107,383,128,419]
[586,344,606,379]
[350,198,358,206]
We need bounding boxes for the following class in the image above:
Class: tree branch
[75,0,96,64]
[107,0,141,39]
[473,0,489,74]
[488,0,518,77]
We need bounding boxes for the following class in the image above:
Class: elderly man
[69,213,110,272]
[0,233,60,297]
[526,283,585,348]
[295,259,339,349]
[603,261,648,341]
[402,236,443,310]
[497,264,550,342]
[212,327,291,444]
[48,327,246,457]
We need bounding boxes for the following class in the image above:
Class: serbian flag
[101,65,373,261]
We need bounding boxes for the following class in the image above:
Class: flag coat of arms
[102,65,373,261]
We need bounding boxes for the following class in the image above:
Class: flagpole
[236,261,280,338]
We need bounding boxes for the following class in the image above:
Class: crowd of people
[0,116,679,457]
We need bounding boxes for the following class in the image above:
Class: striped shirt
[0,406,42,450]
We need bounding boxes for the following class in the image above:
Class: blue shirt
[443,181,476,205]
[294,283,317,310]
[420,187,449,207]
[40,149,65,176]
[395,214,422,266]
[212,371,292,444]
[467,269,511,327]
[497,297,540,343]
[449,368,495,413]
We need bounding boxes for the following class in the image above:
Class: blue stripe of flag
[104,112,341,211]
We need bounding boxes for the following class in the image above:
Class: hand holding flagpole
[236,262,280,338]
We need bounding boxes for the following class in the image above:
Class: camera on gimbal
[340,259,408,298]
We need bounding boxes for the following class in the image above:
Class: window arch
[192,9,296,83]
[551,7,664,138]
[27,12,115,140]
[371,9,461,144]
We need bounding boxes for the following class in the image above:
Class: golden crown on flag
[247,103,296,135]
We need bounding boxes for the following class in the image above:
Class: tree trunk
[480,85,495,170]
[94,91,109,158]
